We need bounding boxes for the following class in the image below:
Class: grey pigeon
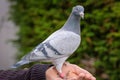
[12,5,84,78]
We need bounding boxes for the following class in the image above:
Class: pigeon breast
[44,30,80,57]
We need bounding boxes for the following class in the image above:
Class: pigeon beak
[79,12,84,19]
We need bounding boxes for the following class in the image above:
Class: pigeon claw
[59,73,65,79]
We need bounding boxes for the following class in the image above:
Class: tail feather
[11,60,30,68]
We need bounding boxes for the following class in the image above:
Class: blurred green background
[9,0,120,80]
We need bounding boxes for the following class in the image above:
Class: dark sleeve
[0,64,52,80]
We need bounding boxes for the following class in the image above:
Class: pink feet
[58,73,65,79]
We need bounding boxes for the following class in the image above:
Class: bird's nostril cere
[79,12,84,19]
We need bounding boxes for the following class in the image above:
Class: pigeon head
[72,5,84,19]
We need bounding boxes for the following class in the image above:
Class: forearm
[0,64,52,80]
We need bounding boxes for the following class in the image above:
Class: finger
[78,73,85,80]
[55,78,64,80]
[68,77,77,80]
[84,74,96,80]
[71,64,91,76]
[84,73,92,80]
[46,76,63,80]
[91,77,96,80]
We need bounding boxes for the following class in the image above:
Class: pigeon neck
[61,13,81,35]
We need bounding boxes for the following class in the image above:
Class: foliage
[9,0,120,80]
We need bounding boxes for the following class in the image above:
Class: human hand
[46,62,96,80]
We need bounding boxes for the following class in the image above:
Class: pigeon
[12,5,84,78]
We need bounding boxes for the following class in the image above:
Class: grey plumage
[12,5,84,76]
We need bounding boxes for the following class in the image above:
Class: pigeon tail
[11,60,30,68]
